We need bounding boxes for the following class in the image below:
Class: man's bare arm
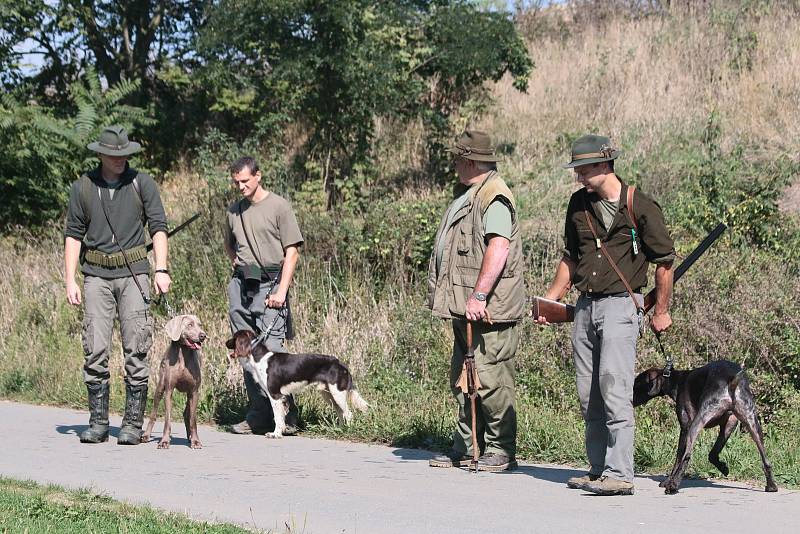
[267,245,300,309]
[465,235,510,321]
[64,236,83,305]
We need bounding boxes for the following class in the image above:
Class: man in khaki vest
[427,130,526,472]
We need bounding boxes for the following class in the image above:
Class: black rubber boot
[117,384,148,445]
[79,383,110,443]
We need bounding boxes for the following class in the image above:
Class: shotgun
[145,212,201,252]
[532,222,727,323]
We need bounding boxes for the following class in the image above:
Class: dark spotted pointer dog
[226,329,369,438]
[633,360,778,494]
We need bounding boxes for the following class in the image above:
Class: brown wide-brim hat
[447,130,502,162]
[562,134,621,168]
[87,125,142,156]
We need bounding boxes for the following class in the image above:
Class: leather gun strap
[582,193,643,313]
[626,185,638,232]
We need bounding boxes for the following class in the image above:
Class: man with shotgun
[427,130,526,472]
[535,134,675,495]
[64,125,171,446]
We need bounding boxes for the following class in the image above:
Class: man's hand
[66,278,82,306]
[650,311,672,333]
[266,289,287,309]
[154,272,171,295]
[465,295,487,321]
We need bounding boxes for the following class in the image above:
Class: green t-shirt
[596,198,618,230]
[225,192,304,268]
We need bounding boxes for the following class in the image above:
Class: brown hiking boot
[583,476,635,496]
[476,453,517,472]
[567,473,601,489]
[429,450,473,468]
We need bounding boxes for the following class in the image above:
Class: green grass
[0,477,262,533]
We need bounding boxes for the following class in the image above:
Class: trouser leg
[450,320,518,458]
[82,276,116,386]
[118,274,152,387]
[573,295,607,476]
[597,295,640,482]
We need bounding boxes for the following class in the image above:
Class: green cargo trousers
[82,274,153,387]
[449,319,519,459]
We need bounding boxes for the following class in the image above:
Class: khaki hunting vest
[427,172,526,322]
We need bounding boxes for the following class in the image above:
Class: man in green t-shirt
[224,156,304,435]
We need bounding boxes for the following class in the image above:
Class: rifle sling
[97,187,150,305]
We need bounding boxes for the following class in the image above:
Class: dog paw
[663,481,679,495]
[266,432,283,439]
[140,434,150,444]
[718,463,729,477]
[190,440,203,449]
[658,478,668,488]
[157,440,171,449]
[766,483,778,492]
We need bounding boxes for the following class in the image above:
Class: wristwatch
[471,291,487,302]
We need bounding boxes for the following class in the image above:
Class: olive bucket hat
[562,134,621,168]
[447,130,502,162]
[87,125,142,156]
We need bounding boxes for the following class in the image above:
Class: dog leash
[654,331,673,377]
[152,293,177,318]
[250,305,287,350]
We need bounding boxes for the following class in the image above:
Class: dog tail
[348,389,370,413]
[729,369,745,400]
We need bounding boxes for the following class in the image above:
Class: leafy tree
[199,0,533,208]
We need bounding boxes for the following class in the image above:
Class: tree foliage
[0,71,153,227]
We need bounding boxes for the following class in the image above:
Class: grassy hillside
[2,5,799,487]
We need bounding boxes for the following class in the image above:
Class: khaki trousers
[82,274,153,387]
[449,319,519,459]
[571,293,642,482]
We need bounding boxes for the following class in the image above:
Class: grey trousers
[82,274,153,387]
[571,293,642,482]
[227,276,288,351]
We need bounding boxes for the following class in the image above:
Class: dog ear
[225,337,235,350]
[648,371,663,397]
[164,315,185,342]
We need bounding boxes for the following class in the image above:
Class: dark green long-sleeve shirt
[64,165,168,279]
[563,179,675,294]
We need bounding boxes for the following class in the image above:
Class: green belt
[84,245,148,268]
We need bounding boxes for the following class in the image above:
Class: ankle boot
[117,384,148,445]
[79,383,110,443]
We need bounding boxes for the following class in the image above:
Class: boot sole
[79,436,109,444]
[477,460,517,472]
[429,458,473,468]
[584,486,635,496]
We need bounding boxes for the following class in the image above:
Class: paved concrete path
[1,400,798,534]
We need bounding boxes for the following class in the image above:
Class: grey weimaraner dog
[142,314,206,449]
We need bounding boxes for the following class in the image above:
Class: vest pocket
[456,225,473,255]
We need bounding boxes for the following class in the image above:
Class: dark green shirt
[563,179,675,294]
[64,165,168,279]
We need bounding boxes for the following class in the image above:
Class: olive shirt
[224,192,304,268]
[64,166,168,279]
[563,180,675,294]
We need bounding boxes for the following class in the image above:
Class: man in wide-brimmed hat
[536,134,675,495]
[64,125,171,446]
[427,130,526,472]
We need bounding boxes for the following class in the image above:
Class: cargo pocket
[134,311,154,354]
[81,317,94,356]
[456,224,473,256]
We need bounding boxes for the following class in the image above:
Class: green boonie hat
[562,134,621,168]
[87,125,142,156]
[447,130,501,162]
